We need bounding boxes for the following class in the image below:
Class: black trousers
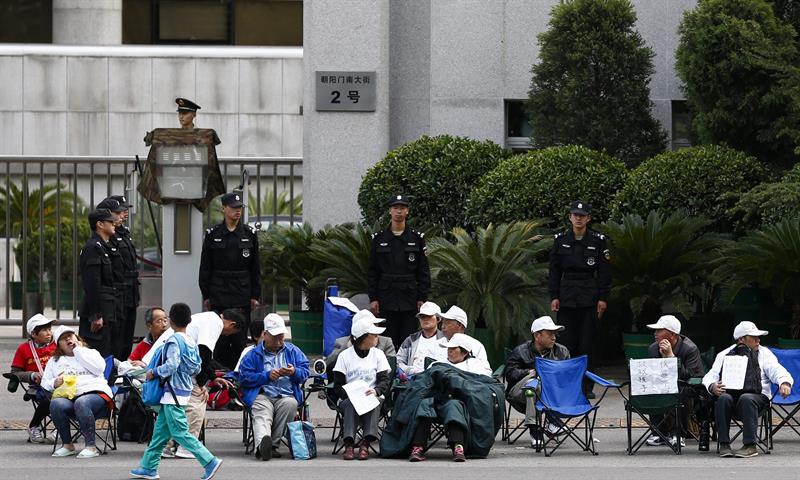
[111,305,137,360]
[383,310,417,350]
[412,417,466,448]
[557,306,596,391]
[715,392,769,445]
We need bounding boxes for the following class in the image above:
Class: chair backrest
[103,355,114,384]
[770,348,800,404]
[700,346,716,373]
[534,355,589,408]
[778,338,800,349]
[622,333,652,360]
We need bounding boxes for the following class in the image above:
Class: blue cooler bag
[286,420,317,460]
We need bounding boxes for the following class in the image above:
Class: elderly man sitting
[397,301,446,375]
[439,305,488,363]
[703,321,793,458]
[505,316,570,446]
[239,314,310,461]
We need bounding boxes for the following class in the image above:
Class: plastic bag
[286,420,317,460]
[52,375,77,399]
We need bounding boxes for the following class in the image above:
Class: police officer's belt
[382,274,415,281]
[217,270,248,278]
[98,285,116,295]
[123,271,139,278]
[562,272,596,279]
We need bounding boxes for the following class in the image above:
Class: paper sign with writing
[722,355,749,390]
[630,357,679,396]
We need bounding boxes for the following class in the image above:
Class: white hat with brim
[646,315,682,335]
[439,333,473,351]
[416,301,442,318]
[733,321,769,340]
[53,325,75,342]
[351,310,387,338]
[26,314,54,336]
[264,313,288,336]
[530,316,565,333]
[439,306,468,328]
[352,309,386,325]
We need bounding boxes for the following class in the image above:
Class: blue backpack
[142,335,200,406]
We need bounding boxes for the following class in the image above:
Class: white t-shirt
[410,335,445,373]
[40,347,112,396]
[333,347,391,389]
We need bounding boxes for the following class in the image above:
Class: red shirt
[129,338,154,362]
[11,341,56,373]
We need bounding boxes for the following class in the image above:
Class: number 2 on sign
[331,91,341,104]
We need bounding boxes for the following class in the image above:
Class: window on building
[0,0,52,43]
[671,100,692,150]
[123,0,302,46]
[505,100,533,152]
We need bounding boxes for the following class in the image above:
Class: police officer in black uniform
[199,191,261,362]
[79,209,118,357]
[367,194,431,349]
[548,201,611,398]
[95,197,129,359]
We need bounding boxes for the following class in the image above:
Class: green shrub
[358,135,509,235]
[612,145,767,230]
[783,162,800,182]
[466,145,627,226]
[726,177,800,233]
[14,219,91,283]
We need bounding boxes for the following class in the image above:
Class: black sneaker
[271,447,282,459]
[585,391,596,400]
[259,435,271,461]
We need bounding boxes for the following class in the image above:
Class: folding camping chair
[3,371,54,442]
[625,357,682,455]
[770,348,800,446]
[526,355,620,456]
[715,397,772,454]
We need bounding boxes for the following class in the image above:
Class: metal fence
[0,155,302,325]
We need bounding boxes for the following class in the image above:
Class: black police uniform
[113,223,139,358]
[548,225,611,390]
[79,224,117,357]
[367,225,431,349]
[199,205,260,363]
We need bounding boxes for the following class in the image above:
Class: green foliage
[0,183,83,238]
[427,221,551,348]
[676,0,799,167]
[596,211,722,330]
[467,145,627,226]
[714,218,800,336]
[527,0,666,166]
[783,162,800,182]
[259,223,329,311]
[358,135,509,235]
[308,222,376,298]
[612,145,767,231]
[726,179,800,233]
[248,190,303,218]
[13,219,91,283]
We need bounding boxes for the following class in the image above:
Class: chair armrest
[687,377,703,386]
[492,364,505,380]
[522,378,539,391]
[585,370,621,388]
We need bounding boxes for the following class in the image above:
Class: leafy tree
[676,0,800,167]
[527,0,666,167]
[0,183,83,238]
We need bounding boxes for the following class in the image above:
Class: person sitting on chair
[703,321,793,458]
[439,305,488,363]
[129,307,169,366]
[42,326,112,459]
[239,313,309,461]
[333,310,391,460]
[396,301,445,376]
[644,315,705,448]
[326,319,396,378]
[9,314,57,443]
[505,315,570,447]
[234,317,265,372]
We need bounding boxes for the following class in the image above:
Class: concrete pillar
[302,0,391,227]
[161,205,204,314]
[53,0,122,45]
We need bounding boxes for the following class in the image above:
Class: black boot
[698,421,710,452]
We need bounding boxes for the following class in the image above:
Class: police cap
[221,192,244,208]
[388,194,410,207]
[109,195,133,208]
[569,200,591,215]
[88,209,114,228]
[175,97,201,113]
[96,198,125,213]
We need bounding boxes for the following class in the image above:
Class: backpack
[724,344,762,395]
[117,393,154,443]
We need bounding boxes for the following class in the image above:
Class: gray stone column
[302,0,391,227]
[53,0,122,45]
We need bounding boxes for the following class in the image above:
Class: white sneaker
[161,446,176,458]
[174,446,194,459]
[671,436,686,448]
[545,422,566,436]
[645,434,664,446]
[28,426,46,444]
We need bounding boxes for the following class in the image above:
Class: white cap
[530,316,565,333]
[352,309,385,326]
[264,313,288,336]
[26,314,54,335]
[646,315,682,335]
[439,305,468,328]
[351,310,387,337]
[53,325,75,342]
[733,321,768,340]
[439,333,473,351]
[416,301,441,318]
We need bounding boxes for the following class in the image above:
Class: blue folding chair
[770,348,800,447]
[525,355,620,456]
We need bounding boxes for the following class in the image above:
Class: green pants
[140,404,214,470]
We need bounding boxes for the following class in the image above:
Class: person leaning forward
[367,194,431,349]
[78,209,117,357]
[548,200,610,397]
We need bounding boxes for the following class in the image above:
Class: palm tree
[0,183,82,238]
[714,218,800,337]
[426,221,551,348]
[248,190,302,218]
[308,222,374,298]
[596,210,722,331]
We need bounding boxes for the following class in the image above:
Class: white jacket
[41,346,112,397]
[702,344,793,398]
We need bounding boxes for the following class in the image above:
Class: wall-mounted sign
[316,71,376,112]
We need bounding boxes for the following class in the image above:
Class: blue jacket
[238,341,309,407]
[153,333,202,400]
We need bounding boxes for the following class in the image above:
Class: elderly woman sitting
[41,326,112,458]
